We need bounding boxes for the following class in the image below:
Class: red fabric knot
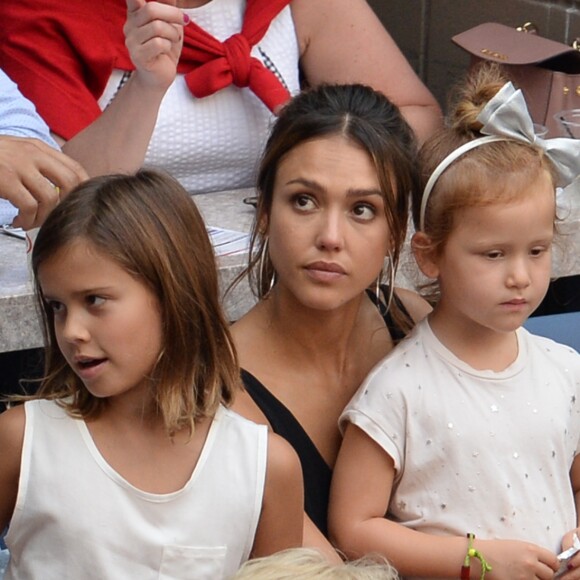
[106,0,293,112]
[223,34,252,88]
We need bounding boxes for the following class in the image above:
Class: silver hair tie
[419,82,580,231]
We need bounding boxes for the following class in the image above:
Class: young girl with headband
[0,170,302,579]
[329,65,580,579]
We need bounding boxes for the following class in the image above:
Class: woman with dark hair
[231,83,431,556]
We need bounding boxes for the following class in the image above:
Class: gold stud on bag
[452,22,580,137]
[515,22,538,34]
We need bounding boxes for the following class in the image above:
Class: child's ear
[412,232,439,279]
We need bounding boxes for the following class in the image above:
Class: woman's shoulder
[266,431,301,475]
[231,378,272,428]
[230,303,267,350]
[394,286,432,323]
[261,430,303,520]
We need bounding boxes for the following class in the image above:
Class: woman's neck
[264,288,370,367]
[233,285,393,397]
[232,287,394,470]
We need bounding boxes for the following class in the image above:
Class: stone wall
[368,0,580,111]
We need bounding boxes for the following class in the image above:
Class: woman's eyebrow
[346,188,383,199]
[284,177,322,190]
[285,178,382,199]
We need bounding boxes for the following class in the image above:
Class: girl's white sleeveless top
[99,0,301,194]
[5,399,268,580]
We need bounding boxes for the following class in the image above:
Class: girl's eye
[530,246,548,257]
[485,251,503,260]
[47,300,64,314]
[352,203,377,221]
[86,295,106,307]
[292,194,316,211]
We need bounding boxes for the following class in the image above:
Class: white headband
[419,82,580,231]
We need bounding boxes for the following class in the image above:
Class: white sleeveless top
[99,0,301,194]
[5,400,268,580]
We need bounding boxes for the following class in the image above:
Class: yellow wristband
[460,533,492,580]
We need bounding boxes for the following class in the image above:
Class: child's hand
[124,0,188,90]
[556,530,580,579]
[477,538,559,580]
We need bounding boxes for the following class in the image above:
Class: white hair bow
[420,82,580,230]
[477,82,580,188]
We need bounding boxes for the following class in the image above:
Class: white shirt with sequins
[342,318,580,558]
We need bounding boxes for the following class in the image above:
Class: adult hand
[0,136,87,230]
[124,0,188,90]
[0,135,88,230]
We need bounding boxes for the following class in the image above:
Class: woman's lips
[304,261,346,282]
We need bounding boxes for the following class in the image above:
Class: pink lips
[501,298,528,311]
[74,356,107,380]
[304,261,346,282]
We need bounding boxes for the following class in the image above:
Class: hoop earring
[385,250,395,310]
[374,261,385,306]
[374,252,395,308]
[257,238,276,298]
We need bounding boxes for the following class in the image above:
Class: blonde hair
[231,548,399,580]
[413,63,557,248]
[30,170,240,435]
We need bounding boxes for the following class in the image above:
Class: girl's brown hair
[31,170,240,434]
[413,63,557,255]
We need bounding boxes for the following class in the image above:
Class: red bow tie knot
[113,0,293,112]
[223,34,252,88]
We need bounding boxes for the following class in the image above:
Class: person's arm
[291,0,442,145]
[60,0,187,176]
[303,514,342,564]
[0,69,58,148]
[0,405,25,532]
[0,136,87,229]
[251,432,304,557]
[329,423,560,579]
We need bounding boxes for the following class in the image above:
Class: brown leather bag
[452,22,580,137]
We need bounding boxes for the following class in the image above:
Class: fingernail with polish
[183,12,190,25]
